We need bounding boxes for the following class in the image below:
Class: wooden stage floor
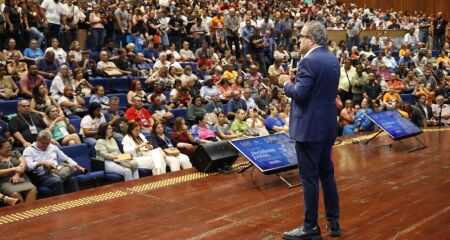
[1,128,449,240]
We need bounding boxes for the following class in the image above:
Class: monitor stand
[239,162,301,188]
[364,129,427,153]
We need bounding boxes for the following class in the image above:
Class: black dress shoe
[282,225,322,240]
[326,221,341,237]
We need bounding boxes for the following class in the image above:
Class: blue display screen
[366,110,422,140]
[230,133,298,174]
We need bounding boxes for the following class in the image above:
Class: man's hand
[22,142,31,148]
[40,161,56,169]
[76,165,86,174]
[278,74,291,87]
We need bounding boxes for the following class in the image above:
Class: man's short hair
[37,130,52,141]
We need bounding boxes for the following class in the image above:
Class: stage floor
[1,128,449,240]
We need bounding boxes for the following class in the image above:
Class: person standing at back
[279,21,341,240]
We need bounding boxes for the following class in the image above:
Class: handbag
[116,153,132,161]
[51,162,77,181]
[163,147,180,157]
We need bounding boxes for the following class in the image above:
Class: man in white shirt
[41,0,68,41]
[24,130,85,195]
[241,88,257,109]
[179,41,196,62]
[45,38,67,64]
[382,50,398,72]
[431,95,450,126]
[403,28,418,47]
[338,59,357,102]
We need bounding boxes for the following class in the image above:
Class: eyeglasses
[51,110,60,113]
[299,34,312,40]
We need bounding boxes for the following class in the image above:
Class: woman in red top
[171,117,198,156]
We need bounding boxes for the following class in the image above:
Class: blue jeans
[38,173,79,195]
[105,160,139,181]
[433,34,446,51]
[348,36,360,52]
[419,33,429,46]
[295,140,340,227]
[82,137,97,157]
[342,125,356,136]
[91,28,106,52]
[281,34,291,50]
[28,27,45,48]
[114,29,127,48]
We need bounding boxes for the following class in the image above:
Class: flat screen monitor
[230,133,298,175]
[366,110,423,140]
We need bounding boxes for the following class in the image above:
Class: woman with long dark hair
[80,102,106,156]
[171,117,198,156]
[3,0,25,50]
[96,123,139,181]
[30,84,61,117]
[122,122,166,175]
[150,121,192,172]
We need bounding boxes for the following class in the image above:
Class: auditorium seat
[89,51,100,62]
[60,144,105,186]
[391,51,399,60]
[167,108,188,126]
[45,79,52,91]
[0,100,19,116]
[133,77,148,91]
[83,96,91,108]
[90,77,110,93]
[222,102,229,115]
[110,77,130,93]
[400,94,415,104]
[69,118,82,134]
[107,93,128,109]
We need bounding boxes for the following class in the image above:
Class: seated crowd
[0,0,450,206]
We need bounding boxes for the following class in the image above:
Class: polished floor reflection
[0,129,449,239]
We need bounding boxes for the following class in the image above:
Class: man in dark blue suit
[279,21,341,240]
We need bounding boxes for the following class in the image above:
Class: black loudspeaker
[191,141,239,172]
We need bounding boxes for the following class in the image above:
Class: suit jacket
[284,46,340,142]
[415,102,433,120]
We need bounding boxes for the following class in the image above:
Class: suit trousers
[295,139,340,228]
